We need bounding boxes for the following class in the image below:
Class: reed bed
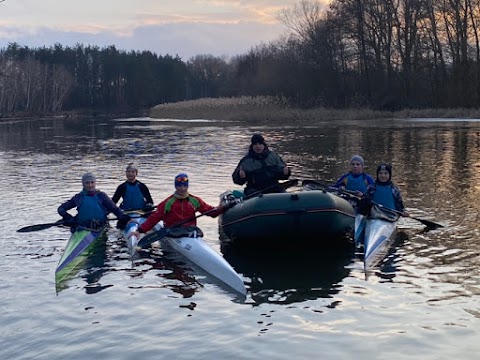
[150,96,480,124]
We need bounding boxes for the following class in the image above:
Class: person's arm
[232,158,248,185]
[57,195,77,218]
[98,192,123,217]
[111,183,125,204]
[334,173,348,188]
[139,182,154,204]
[138,202,166,233]
[392,185,409,216]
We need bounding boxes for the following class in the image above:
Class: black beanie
[376,163,392,178]
[251,134,266,145]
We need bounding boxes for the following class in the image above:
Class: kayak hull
[160,232,246,295]
[363,218,397,270]
[55,226,108,289]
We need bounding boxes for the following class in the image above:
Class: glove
[142,203,155,213]
[116,214,131,230]
[62,214,77,227]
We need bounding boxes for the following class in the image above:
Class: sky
[0,0,320,60]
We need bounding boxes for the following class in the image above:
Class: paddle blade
[413,217,443,229]
[137,228,170,248]
[17,220,65,233]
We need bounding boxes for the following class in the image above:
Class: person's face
[83,180,96,192]
[252,142,265,153]
[350,161,363,175]
[377,169,390,182]
[175,184,188,196]
[126,169,137,182]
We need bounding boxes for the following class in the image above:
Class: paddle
[137,206,223,248]
[301,179,360,198]
[17,219,67,233]
[137,178,299,248]
[17,216,123,233]
[372,201,443,229]
[124,204,157,216]
[244,178,299,199]
[303,179,443,229]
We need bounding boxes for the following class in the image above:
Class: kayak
[362,205,400,270]
[158,226,247,295]
[354,214,366,246]
[122,214,162,259]
[55,226,108,289]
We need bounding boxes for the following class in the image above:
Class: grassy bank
[150,96,480,124]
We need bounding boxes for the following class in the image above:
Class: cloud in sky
[0,0,318,59]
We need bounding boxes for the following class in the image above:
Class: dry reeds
[150,96,480,124]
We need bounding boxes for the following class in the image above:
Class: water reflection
[223,244,354,305]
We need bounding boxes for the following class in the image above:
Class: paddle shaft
[137,179,298,247]
[372,201,443,228]
[137,206,223,247]
[303,179,443,228]
[17,216,122,233]
[244,178,298,199]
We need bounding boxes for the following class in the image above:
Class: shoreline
[150,96,480,124]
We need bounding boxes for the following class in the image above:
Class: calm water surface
[1,116,479,359]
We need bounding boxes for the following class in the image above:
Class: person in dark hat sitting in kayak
[112,162,155,212]
[58,172,130,231]
[129,173,225,237]
[232,133,291,197]
[359,163,409,217]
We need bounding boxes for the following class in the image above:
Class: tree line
[1,0,480,116]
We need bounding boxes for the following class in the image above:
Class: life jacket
[77,193,107,224]
[344,173,369,193]
[121,182,145,210]
[373,184,395,210]
[164,196,200,213]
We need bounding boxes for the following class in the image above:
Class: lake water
[1,116,479,359]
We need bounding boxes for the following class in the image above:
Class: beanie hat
[174,173,189,187]
[376,163,392,178]
[126,163,138,173]
[82,172,96,185]
[350,155,365,166]
[251,133,266,145]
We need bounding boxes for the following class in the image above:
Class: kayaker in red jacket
[130,173,223,235]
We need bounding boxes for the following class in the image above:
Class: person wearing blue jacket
[334,155,374,197]
[360,163,410,217]
[58,172,130,230]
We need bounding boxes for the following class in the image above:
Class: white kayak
[354,213,366,246]
[159,227,247,296]
[363,205,400,270]
[123,215,162,259]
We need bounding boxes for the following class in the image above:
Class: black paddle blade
[137,228,170,248]
[17,220,65,233]
[413,217,443,229]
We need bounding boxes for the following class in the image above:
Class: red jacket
[139,193,220,232]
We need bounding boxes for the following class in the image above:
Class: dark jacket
[232,146,290,195]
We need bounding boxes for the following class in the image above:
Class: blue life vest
[373,185,395,209]
[77,193,107,224]
[345,174,368,193]
[121,182,145,210]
